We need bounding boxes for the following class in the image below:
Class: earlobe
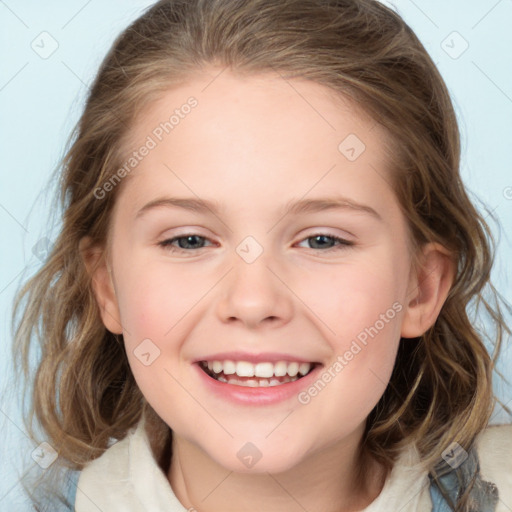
[400,242,455,339]
[79,236,124,335]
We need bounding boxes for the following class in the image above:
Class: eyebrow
[135,196,382,221]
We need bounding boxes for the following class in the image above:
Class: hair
[11,0,511,510]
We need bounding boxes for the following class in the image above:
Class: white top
[75,416,512,511]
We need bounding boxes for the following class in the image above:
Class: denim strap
[428,444,499,511]
[66,469,80,509]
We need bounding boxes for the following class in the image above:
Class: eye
[158,232,354,254]
[158,234,214,252]
[296,233,354,252]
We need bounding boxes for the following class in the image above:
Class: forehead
[113,69,397,220]
[124,68,390,160]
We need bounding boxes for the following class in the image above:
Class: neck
[167,431,387,512]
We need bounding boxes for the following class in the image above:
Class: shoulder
[474,423,512,510]
[475,423,512,470]
[75,417,186,511]
[74,426,140,511]
[82,431,133,475]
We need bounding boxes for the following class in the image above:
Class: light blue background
[1,0,511,508]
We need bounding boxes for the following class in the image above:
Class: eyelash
[157,232,354,254]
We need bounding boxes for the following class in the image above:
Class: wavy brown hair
[12,0,511,510]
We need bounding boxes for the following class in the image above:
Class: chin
[206,439,310,475]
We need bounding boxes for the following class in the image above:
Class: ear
[400,242,455,339]
[79,236,123,335]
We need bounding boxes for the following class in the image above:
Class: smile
[199,360,315,388]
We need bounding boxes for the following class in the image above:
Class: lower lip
[194,363,322,405]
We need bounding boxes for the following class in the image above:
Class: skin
[83,68,454,512]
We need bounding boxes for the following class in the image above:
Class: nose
[215,249,294,330]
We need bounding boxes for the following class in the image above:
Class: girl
[12,0,512,511]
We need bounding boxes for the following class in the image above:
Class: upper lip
[193,351,320,364]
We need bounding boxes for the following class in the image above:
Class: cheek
[293,246,405,405]
[296,249,407,344]
[298,302,402,435]
[113,261,189,415]
[114,259,201,341]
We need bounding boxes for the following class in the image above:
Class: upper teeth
[205,360,312,378]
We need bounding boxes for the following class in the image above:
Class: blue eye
[158,234,212,251]
[158,233,354,254]
[297,233,354,252]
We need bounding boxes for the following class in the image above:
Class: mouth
[198,359,318,388]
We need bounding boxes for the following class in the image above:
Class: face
[98,69,417,473]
